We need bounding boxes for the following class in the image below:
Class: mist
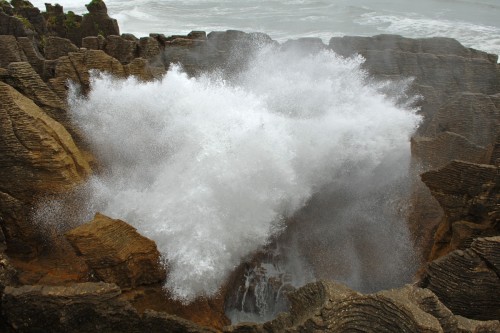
[35,45,421,303]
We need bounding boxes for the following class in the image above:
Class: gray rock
[421,237,500,321]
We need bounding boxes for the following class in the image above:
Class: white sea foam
[356,12,500,58]
[65,46,419,302]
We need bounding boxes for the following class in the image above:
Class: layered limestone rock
[81,34,162,65]
[0,80,90,255]
[65,213,166,289]
[122,285,229,330]
[48,49,163,100]
[2,282,218,333]
[10,0,46,36]
[225,280,500,333]
[103,34,138,64]
[0,35,28,67]
[329,35,500,104]
[80,0,119,43]
[0,2,499,331]
[0,81,89,200]
[329,34,500,260]
[4,61,66,112]
[3,61,90,146]
[0,35,44,78]
[43,4,82,47]
[421,237,500,321]
[63,213,230,328]
[412,92,500,171]
[44,36,79,60]
[154,30,275,75]
[0,10,30,37]
[15,36,45,76]
[421,160,499,258]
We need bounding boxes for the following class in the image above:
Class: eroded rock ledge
[3,279,499,333]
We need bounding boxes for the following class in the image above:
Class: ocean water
[31,0,500,57]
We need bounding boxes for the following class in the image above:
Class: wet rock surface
[224,281,500,333]
[65,213,166,289]
[421,160,499,259]
[2,282,219,333]
[329,34,500,261]
[421,237,500,321]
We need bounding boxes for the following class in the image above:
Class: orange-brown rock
[104,34,138,64]
[421,160,499,259]
[2,282,219,333]
[64,213,229,328]
[0,35,27,68]
[81,35,105,50]
[48,49,162,100]
[5,61,66,112]
[65,213,167,289]
[44,36,79,60]
[0,81,89,201]
[15,37,45,77]
[122,285,230,330]
[0,80,90,255]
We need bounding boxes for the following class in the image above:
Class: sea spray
[57,46,420,302]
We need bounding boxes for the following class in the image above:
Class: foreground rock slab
[2,282,218,333]
[224,281,500,333]
[421,236,500,321]
[65,213,166,288]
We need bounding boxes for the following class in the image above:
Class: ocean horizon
[30,0,500,59]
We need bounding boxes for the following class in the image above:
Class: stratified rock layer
[65,213,166,289]
[421,237,500,321]
[421,160,499,258]
[0,80,89,200]
[0,79,90,255]
[224,281,500,333]
[329,34,500,260]
[2,282,217,333]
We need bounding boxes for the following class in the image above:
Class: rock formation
[421,236,500,321]
[0,0,498,332]
[80,0,119,42]
[2,282,218,333]
[65,213,167,289]
[0,78,90,256]
[224,281,500,333]
[421,160,499,259]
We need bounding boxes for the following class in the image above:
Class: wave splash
[66,46,420,302]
